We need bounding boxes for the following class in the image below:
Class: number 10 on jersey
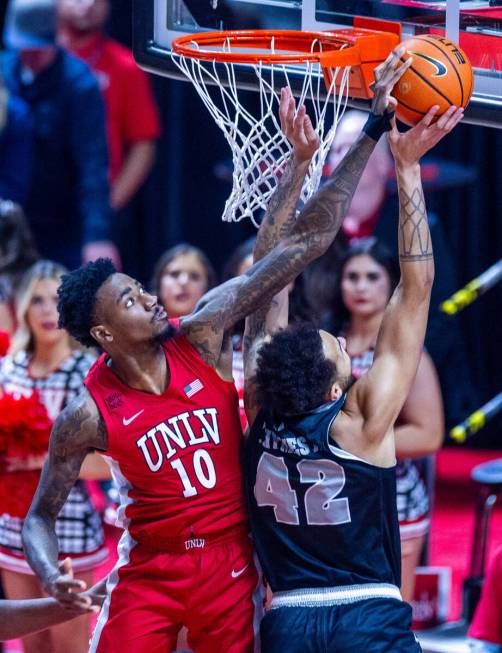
[171,450,216,497]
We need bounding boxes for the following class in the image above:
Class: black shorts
[260,597,422,653]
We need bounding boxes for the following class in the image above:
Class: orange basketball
[392,35,473,126]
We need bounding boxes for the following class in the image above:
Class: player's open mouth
[153,308,167,322]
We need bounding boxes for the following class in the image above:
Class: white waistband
[270,583,402,609]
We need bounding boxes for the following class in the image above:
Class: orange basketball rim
[170,22,401,225]
[172,22,401,100]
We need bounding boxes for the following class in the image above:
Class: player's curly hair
[57,258,116,347]
[255,322,337,417]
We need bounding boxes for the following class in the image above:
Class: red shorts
[89,526,264,653]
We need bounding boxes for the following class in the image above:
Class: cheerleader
[0,260,107,653]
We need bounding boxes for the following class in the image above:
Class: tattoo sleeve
[245,154,309,353]
[253,155,310,262]
[22,392,107,585]
[291,133,377,246]
[185,132,379,359]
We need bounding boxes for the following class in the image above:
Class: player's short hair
[255,322,337,417]
[58,258,116,347]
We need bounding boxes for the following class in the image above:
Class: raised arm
[253,87,319,260]
[22,388,107,606]
[181,48,412,369]
[243,89,320,423]
[348,104,463,447]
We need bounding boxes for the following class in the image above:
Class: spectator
[0,260,107,653]
[59,0,161,272]
[329,238,444,602]
[317,109,477,429]
[2,0,120,270]
[0,75,33,205]
[151,243,217,318]
[0,200,39,336]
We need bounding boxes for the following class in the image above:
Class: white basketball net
[172,39,351,226]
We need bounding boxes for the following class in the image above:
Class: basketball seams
[399,54,457,108]
[394,96,428,123]
[412,36,466,106]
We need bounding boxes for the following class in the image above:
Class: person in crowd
[58,0,161,273]
[315,109,477,429]
[18,62,409,650]
[242,80,463,651]
[468,546,502,652]
[0,74,33,205]
[2,0,119,270]
[329,237,444,602]
[0,200,39,336]
[151,243,217,318]
[58,0,160,212]
[0,260,108,653]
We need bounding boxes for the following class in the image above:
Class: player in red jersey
[21,52,411,653]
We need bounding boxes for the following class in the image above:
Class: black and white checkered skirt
[0,480,108,574]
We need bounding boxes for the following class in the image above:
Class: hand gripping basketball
[371,45,412,116]
[388,104,464,167]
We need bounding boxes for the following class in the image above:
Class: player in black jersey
[243,51,464,652]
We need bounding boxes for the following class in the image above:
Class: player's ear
[327,382,343,403]
[90,325,113,346]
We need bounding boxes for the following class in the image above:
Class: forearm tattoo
[398,185,433,262]
[293,134,377,247]
[22,396,107,582]
[254,157,307,261]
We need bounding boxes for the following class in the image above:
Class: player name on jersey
[261,424,320,456]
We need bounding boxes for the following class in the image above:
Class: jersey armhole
[82,380,110,454]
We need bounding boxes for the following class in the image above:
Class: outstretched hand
[371,44,412,116]
[45,557,92,611]
[279,87,320,164]
[388,105,464,167]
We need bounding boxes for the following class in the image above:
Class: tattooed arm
[345,104,464,450]
[182,48,411,370]
[244,88,319,423]
[253,87,319,260]
[22,388,107,607]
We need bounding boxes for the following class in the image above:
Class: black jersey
[244,397,402,593]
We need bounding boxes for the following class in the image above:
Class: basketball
[392,35,473,126]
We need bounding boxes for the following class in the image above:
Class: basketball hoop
[172,28,398,226]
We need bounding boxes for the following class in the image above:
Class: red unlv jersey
[84,332,248,541]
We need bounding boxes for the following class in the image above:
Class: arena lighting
[440,259,502,315]
[450,391,502,442]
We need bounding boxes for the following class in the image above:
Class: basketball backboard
[134,0,502,128]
